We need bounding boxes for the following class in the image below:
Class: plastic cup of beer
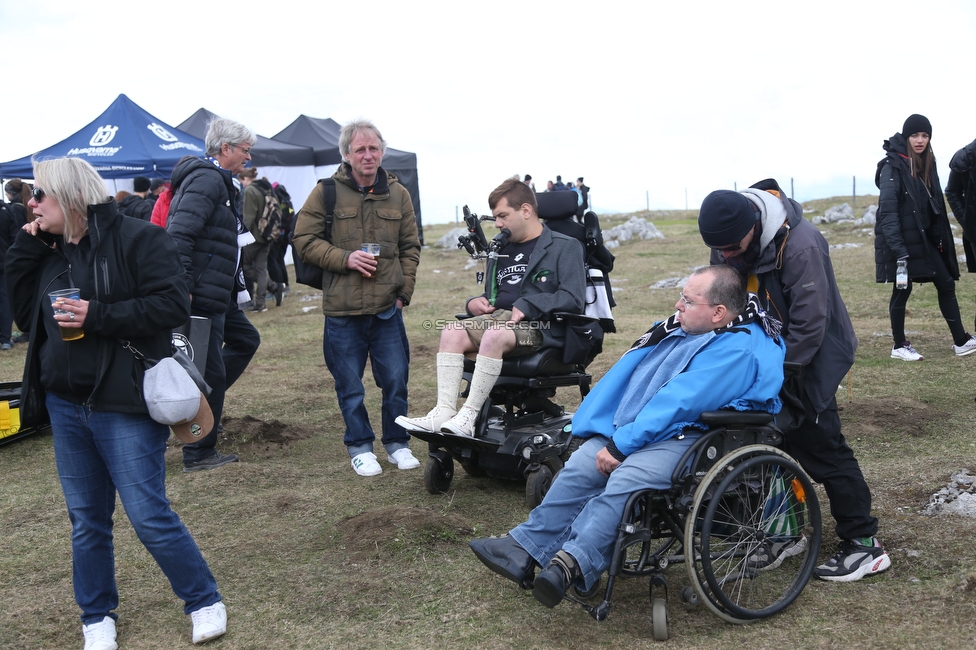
[49,288,84,341]
[361,243,381,277]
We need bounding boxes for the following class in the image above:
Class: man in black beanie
[117,176,154,221]
[698,179,891,584]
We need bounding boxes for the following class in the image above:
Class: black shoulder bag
[293,179,336,290]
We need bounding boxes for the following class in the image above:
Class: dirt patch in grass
[337,506,475,560]
[166,415,315,460]
[841,397,949,438]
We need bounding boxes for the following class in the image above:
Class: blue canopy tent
[0,94,205,182]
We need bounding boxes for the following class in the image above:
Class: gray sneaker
[814,537,891,582]
[183,451,239,473]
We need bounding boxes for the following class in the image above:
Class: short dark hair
[488,177,537,213]
[696,265,747,315]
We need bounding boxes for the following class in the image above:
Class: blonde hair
[32,157,109,241]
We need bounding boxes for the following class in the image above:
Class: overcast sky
[2,0,974,223]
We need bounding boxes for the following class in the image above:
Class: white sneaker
[891,343,923,361]
[395,406,457,433]
[440,406,478,437]
[351,452,383,476]
[953,335,976,357]
[83,617,117,650]
[387,447,420,469]
[190,601,227,644]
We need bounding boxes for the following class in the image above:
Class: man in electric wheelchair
[396,177,586,437]
[470,265,787,608]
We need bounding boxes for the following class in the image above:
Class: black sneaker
[183,451,239,473]
[814,537,891,582]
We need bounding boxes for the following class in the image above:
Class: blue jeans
[181,301,259,463]
[46,393,221,624]
[322,307,410,457]
[510,434,698,590]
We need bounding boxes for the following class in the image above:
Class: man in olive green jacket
[293,119,421,477]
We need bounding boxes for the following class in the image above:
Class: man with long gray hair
[167,118,261,473]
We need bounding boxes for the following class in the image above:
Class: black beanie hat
[902,114,932,139]
[698,190,759,248]
[133,176,151,192]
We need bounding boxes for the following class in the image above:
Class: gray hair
[695,265,747,316]
[339,119,386,159]
[204,118,255,157]
[31,157,109,241]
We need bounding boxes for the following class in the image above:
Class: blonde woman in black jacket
[875,114,976,361]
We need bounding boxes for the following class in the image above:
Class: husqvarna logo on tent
[147,122,178,142]
[90,125,119,146]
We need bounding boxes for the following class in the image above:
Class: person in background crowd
[3,179,32,346]
[151,156,196,229]
[117,176,153,221]
[293,119,421,477]
[268,182,294,295]
[166,118,260,473]
[946,135,976,331]
[239,170,282,312]
[5,156,227,648]
[522,174,536,191]
[875,114,976,361]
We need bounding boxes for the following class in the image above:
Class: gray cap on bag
[144,357,201,425]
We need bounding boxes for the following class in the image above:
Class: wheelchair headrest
[535,191,578,221]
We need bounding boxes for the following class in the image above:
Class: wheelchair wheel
[651,597,668,641]
[423,455,454,494]
[525,464,554,509]
[684,445,821,624]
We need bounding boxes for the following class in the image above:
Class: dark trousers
[889,252,967,346]
[268,238,288,287]
[782,394,878,541]
[182,301,260,463]
[0,272,12,345]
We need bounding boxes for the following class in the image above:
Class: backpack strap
[317,178,337,241]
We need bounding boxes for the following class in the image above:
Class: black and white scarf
[628,293,782,353]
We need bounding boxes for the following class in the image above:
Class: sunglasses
[31,187,46,203]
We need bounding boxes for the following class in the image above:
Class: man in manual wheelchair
[470,265,788,609]
[396,177,586,438]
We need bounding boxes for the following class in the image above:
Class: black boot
[533,550,580,608]
[469,535,536,589]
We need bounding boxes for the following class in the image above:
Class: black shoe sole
[469,538,535,589]
[532,567,567,608]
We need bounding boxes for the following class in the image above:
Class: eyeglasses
[711,240,742,253]
[230,144,252,156]
[679,293,718,308]
[31,187,46,203]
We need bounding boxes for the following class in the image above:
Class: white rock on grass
[604,217,665,246]
[924,469,976,517]
[436,227,470,249]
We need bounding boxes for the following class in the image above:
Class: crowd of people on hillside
[4,111,976,648]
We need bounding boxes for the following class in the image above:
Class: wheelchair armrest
[552,312,598,324]
[699,410,774,427]
[455,313,473,320]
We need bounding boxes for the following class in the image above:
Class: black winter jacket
[946,138,976,272]
[875,133,957,283]
[710,179,857,415]
[165,157,240,314]
[118,193,153,222]
[4,200,190,426]
[0,199,26,270]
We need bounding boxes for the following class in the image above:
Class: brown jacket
[293,163,421,315]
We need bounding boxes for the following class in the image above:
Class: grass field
[2,195,976,649]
